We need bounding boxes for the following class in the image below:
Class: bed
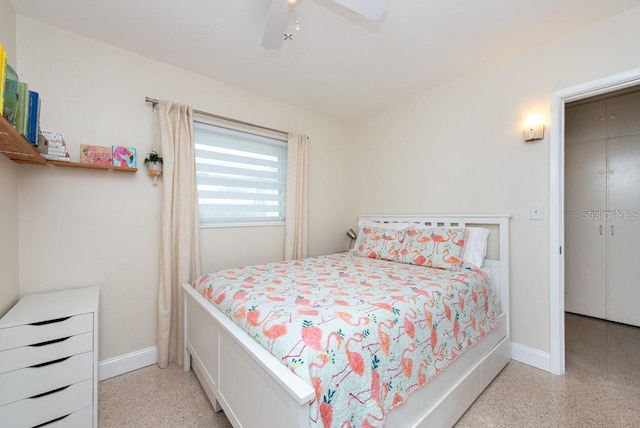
[182,215,510,427]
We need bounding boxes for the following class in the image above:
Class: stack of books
[38,130,70,161]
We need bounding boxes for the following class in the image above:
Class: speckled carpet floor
[99,313,640,427]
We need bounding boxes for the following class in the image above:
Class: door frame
[549,67,640,375]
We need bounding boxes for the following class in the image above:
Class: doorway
[549,67,640,375]
[564,87,640,323]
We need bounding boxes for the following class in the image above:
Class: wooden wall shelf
[0,116,137,173]
[43,160,137,172]
[0,116,46,164]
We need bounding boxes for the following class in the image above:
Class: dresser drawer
[41,406,93,427]
[0,351,93,406]
[0,378,92,428]
[0,332,93,374]
[0,313,93,352]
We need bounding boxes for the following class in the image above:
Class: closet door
[606,134,640,326]
[564,140,607,318]
[564,100,607,318]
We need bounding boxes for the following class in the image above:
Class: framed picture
[80,144,112,165]
[112,145,137,167]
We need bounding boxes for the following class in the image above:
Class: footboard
[183,284,314,428]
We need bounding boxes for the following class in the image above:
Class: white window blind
[194,121,287,226]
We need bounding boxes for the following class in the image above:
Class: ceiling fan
[262,0,387,49]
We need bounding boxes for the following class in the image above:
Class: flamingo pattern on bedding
[192,252,499,428]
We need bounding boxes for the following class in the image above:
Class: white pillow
[462,227,490,268]
[406,225,489,268]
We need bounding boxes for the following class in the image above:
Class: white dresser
[0,287,99,427]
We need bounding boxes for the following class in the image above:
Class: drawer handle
[29,336,71,347]
[32,413,71,427]
[30,316,71,326]
[29,384,70,399]
[31,356,71,368]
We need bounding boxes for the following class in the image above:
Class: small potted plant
[144,150,163,183]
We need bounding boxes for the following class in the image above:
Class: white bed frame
[182,215,511,428]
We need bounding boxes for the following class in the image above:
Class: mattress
[192,252,500,427]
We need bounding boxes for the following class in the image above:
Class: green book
[15,82,29,137]
[2,64,18,126]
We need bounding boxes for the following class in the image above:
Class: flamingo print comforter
[192,252,499,428]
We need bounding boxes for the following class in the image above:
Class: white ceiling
[10,0,640,120]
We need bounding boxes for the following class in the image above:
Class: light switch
[530,203,543,220]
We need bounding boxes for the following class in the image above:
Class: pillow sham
[406,225,490,268]
[354,224,408,261]
[397,227,468,271]
[352,220,408,253]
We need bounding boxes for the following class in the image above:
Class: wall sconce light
[524,115,544,142]
[346,228,357,240]
[346,228,357,249]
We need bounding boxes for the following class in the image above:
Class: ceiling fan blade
[332,0,386,21]
[262,0,289,49]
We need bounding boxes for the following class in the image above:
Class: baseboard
[98,346,158,380]
[98,342,549,381]
[510,342,551,372]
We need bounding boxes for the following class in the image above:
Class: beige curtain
[155,101,201,368]
[284,133,309,260]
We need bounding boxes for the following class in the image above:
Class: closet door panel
[565,140,607,213]
[565,214,607,319]
[607,134,640,326]
[565,100,606,145]
[607,219,640,326]
[607,135,640,210]
[606,90,640,139]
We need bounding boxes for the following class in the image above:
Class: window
[194,121,287,227]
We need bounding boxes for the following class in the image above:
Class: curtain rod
[145,97,288,136]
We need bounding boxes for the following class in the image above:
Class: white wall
[0,0,16,63]
[347,7,640,355]
[15,16,350,360]
[0,0,19,317]
[0,155,19,317]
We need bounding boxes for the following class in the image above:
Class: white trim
[510,342,550,372]
[98,346,158,380]
[549,67,640,375]
[200,221,285,229]
[549,92,565,375]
